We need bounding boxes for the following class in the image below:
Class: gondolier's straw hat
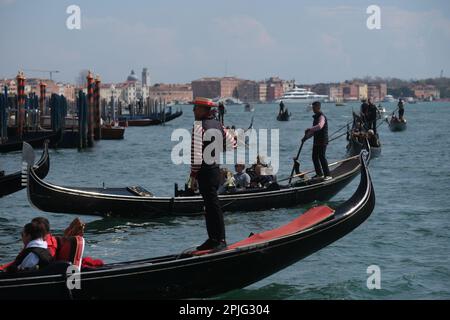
[193,97,217,108]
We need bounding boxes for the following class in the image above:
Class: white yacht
[382,95,396,102]
[276,86,328,103]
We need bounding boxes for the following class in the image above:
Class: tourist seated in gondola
[367,130,380,148]
[233,164,251,189]
[1,217,89,273]
[250,165,276,188]
[351,121,368,143]
[4,221,53,273]
[218,168,236,194]
[351,129,379,148]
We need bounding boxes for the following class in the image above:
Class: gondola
[0,141,49,197]
[25,147,362,217]
[277,109,290,121]
[0,129,61,153]
[100,125,125,140]
[118,110,183,127]
[0,151,375,300]
[388,116,407,132]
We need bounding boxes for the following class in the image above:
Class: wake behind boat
[0,151,374,300]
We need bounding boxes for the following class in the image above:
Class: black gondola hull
[389,120,407,132]
[27,158,361,217]
[0,145,49,197]
[0,152,374,300]
[0,130,61,153]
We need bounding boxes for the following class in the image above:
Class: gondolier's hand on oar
[302,130,311,142]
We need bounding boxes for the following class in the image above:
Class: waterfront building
[413,85,440,100]
[148,83,193,103]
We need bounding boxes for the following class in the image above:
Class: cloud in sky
[0,1,449,84]
[213,15,276,49]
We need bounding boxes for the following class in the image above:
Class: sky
[1,0,450,84]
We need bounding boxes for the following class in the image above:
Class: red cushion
[192,206,334,256]
[228,206,334,249]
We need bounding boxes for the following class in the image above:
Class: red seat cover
[228,206,334,249]
[193,206,334,256]
[54,236,84,269]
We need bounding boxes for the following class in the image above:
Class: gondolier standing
[398,99,405,121]
[303,101,332,181]
[218,102,225,125]
[367,98,378,134]
[189,98,236,251]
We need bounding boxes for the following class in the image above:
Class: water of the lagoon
[0,101,449,299]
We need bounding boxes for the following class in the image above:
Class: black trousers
[197,167,225,241]
[399,109,404,118]
[312,145,330,177]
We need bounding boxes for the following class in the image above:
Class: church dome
[127,70,139,82]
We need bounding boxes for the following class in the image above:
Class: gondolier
[360,99,369,123]
[367,99,378,134]
[303,101,332,181]
[398,99,405,120]
[218,102,225,124]
[189,97,235,251]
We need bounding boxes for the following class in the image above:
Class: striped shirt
[190,120,236,177]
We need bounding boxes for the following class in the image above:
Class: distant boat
[277,109,291,121]
[214,97,243,105]
[276,86,328,103]
[406,97,417,104]
[377,105,386,113]
[388,116,407,132]
[335,102,346,106]
[382,95,396,102]
[101,125,125,140]
[244,103,254,112]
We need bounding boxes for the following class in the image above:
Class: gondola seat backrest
[54,236,85,270]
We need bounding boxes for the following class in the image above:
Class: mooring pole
[86,71,94,147]
[94,75,101,140]
[16,71,26,138]
[39,81,46,126]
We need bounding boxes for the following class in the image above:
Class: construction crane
[23,69,60,81]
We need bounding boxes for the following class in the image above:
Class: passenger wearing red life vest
[0,217,87,272]
[189,97,236,251]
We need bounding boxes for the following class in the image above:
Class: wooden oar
[288,137,306,185]
[281,155,359,183]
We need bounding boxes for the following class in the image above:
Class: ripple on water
[1,102,449,299]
